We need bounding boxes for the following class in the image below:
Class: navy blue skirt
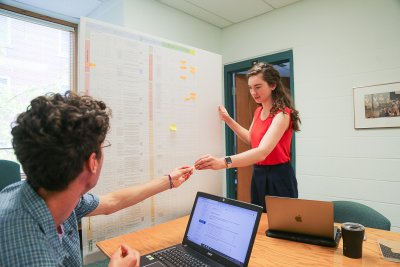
[251,162,298,212]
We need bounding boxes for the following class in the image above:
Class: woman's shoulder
[274,107,291,116]
[283,106,291,114]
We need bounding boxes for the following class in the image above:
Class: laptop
[141,192,263,267]
[265,196,341,247]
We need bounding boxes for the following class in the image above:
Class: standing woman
[194,62,300,211]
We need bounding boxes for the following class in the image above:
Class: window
[0,5,77,167]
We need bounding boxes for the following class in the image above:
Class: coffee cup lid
[342,222,365,231]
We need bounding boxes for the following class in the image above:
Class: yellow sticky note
[89,63,96,67]
[169,124,177,132]
[179,75,186,80]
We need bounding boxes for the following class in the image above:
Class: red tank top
[250,106,292,165]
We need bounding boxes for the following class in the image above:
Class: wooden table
[97,214,400,266]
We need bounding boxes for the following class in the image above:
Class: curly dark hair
[11,91,111,191]
[247,62,301,131]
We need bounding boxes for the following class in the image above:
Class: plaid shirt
[0,181,99,266]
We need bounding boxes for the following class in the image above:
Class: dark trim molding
[223,50,295,199]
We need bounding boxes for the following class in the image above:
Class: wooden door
[235,74,259,202]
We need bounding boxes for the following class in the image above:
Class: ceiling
[1,0,108,22]
[156,0,302,28]
[2,0,302,28]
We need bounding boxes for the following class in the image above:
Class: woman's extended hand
[218,105,231,122]
[194,155,225,170]
[169,166,194,188]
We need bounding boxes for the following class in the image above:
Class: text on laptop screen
[186,196,258,266]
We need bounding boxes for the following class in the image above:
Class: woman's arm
[195,112,290,170]
[219,106,252,145]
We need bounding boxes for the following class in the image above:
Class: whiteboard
[79,17,223,263]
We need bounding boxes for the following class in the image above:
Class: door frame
[223,50,295,199]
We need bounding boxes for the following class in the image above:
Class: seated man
[0,91,193,267]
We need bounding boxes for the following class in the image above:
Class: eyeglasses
[101,140,112,149]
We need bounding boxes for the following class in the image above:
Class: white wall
[7,0,398,231]
[222,0,400,232]
[89,0,221,54]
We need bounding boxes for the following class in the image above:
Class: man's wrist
[165,174,173,189]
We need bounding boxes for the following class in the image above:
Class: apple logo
[295,215,302,222]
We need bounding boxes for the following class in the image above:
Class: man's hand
[109,244,140,267]
[169,166,194,188]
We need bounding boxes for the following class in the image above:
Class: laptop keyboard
[154,247,210,267]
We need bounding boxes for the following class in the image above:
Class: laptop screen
[184,193,262,267]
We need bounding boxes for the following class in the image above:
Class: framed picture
[353,82,400,129]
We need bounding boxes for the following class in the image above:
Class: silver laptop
[265,196,341,247]
[141,192,263,267]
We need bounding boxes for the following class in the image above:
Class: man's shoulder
[0,209,56,266]
[0,228,57,266]
[0,181,24,216]
[74,192,99,219]
[0,182,44,244]
[0,207,41,239]
[0,192,60,266]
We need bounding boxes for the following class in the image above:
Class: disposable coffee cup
[341,222,365,259]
